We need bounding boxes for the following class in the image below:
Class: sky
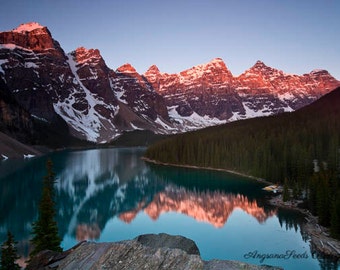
[1,0,339,78]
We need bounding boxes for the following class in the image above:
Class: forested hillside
[145,87,340,237]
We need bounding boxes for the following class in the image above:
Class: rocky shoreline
[269,195,340,260]
[27,233,282,270]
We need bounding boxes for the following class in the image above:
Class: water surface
[0,147,338,269]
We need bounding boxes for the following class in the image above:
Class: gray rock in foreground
[204,259,282,270]
[135,233,200,255]
[27,233,283,270]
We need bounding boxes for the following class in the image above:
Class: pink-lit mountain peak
[144,65,161,80]
[196,57,227,69]
[175,58,233,85]
[207,57,227,67]
[145,64,161,75]
[116,63,138,74]
[180,58,230,75]
[237,60,287,82]
[71,47,102,64]
[248,60,278,73]
[12,22,45,33]
[0,22,57,51]
[75,46,101,56]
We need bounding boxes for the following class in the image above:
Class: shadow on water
[0,147,339,269]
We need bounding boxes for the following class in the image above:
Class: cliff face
[0,80,35,144]
[0,23,71,123]
[0,22,57,51]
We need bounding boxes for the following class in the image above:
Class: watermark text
[244,250,308,263]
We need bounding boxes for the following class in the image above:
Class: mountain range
[0,22,339,147]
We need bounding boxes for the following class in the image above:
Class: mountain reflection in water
[120,187,276,228]
[1,148,332,270]
[75,187,276,241]
[49,148,275,242]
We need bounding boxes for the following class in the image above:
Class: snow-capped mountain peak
[248,60,276,73]
[144,65,161,76]
[236,60,286,90]
[206,57,228,69]
[116,63,138,74]
[71,47,103,65]
[254,60,266,66]
[143,65,162,92]
[12,22,45,33]
[0,22,57,51]
[179,58,231,79]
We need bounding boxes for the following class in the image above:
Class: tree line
[0,160,61,269]
[145,87,340,238]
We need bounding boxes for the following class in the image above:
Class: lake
[0,147,338,269]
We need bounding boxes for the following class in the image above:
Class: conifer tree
[29,159,62,258]
[316,170,332,227]
[0,231,20,270]
[282,178,290,202]
[330,195,340,239]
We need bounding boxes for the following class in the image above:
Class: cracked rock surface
[27,233,283,270]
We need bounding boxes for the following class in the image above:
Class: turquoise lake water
[0,147,338,269]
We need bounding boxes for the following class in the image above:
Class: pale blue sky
[1,0,339,78]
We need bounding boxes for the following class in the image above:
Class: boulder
[26,233,283,270]
[135,233,200,255]
[57,240,203,270]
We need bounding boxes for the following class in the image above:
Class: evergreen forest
[145,87,340,238]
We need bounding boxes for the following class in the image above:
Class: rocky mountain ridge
[1,22,339,144]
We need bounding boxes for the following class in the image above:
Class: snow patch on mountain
[53,55,119,142]
[154,116,176,132]
[242,102,274,118]
[278,92,295,101]
[24,62,38,69]
[168,106,227,131]
[0,44,21,51]
[110,79,128,104]
[0,59,8,74]
[115,88,127,103]
[130,123,144,130]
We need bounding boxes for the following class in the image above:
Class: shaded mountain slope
[145,86,340,183]
[0,131,41,159]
